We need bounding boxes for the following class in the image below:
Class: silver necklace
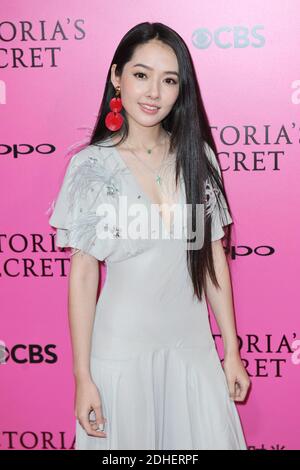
[143,138,165,155]
[133,131,170,155]
[125,135,170,186]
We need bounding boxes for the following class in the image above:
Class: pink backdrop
[1,0,299,451]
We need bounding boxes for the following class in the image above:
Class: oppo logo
[192,25,265,49]
[230,245,275,260]
[0,143,55,159]
[0,343,57,364]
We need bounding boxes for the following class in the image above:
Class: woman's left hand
[222,353,251,402]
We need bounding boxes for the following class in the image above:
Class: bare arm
[204,239,239,356]
[204,239,251,401]
[68,251,99,381]
[68,251,108,437]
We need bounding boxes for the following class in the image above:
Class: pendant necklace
[125,134,171,186]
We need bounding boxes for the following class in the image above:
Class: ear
[110,63,120,89]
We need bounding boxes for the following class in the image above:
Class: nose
[146,79,160,100]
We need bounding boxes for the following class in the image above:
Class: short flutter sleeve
[204,143,233,242]
[49,146,121,261]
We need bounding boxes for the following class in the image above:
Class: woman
[49,22,250,450]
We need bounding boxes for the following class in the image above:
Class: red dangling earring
[105,85,124,131]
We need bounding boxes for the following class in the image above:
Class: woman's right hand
[75,377,107,438]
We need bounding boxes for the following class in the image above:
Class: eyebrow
[132,63,179,77]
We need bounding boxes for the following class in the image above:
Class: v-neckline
[108,136,184,237]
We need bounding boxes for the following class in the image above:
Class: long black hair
[85,21,233,302]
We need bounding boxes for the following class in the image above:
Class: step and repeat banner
[1,0,299,451]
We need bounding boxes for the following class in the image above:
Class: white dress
[49,137,247,450]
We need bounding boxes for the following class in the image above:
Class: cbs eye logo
[192,25,265,49]
[0,342,57,364]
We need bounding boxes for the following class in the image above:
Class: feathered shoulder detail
[48,144,129,259]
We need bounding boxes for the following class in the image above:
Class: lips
[138,103,160,115]
[139,103,160,109]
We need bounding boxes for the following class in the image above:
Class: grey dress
[49,137,247,450]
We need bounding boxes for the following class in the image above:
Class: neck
[115,123,169,151]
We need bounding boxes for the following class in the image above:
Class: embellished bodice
[48,140,232,262]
